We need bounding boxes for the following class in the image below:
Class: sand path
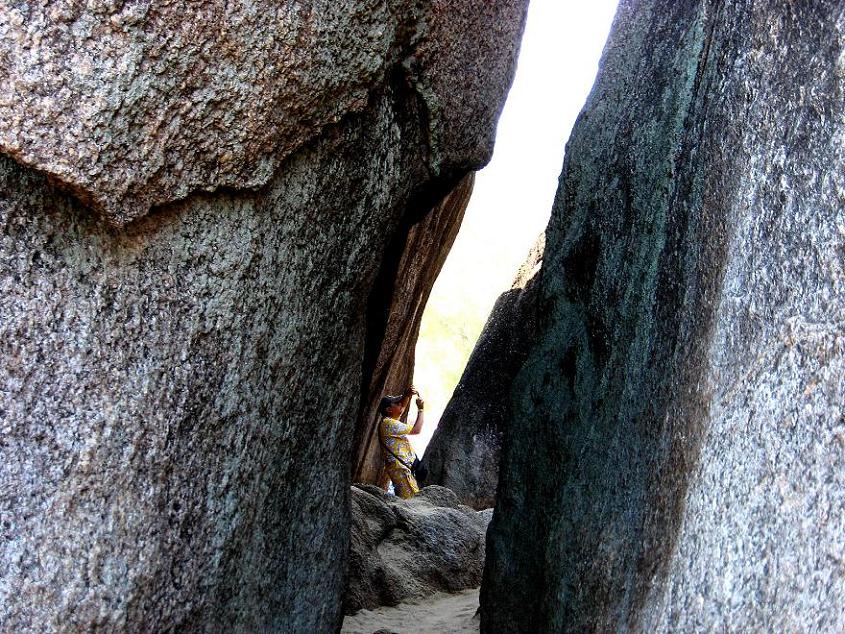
[341,588,481,634]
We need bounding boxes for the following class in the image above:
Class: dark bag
[410,456,428,483]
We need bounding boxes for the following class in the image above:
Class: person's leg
[403,470,420,497]
[387,464,419,499]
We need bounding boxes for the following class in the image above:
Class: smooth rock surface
[422,235,544,509]
[0,2,529,631]
[0,1,526,225]
[353,174,474,486]
[344,485,490,615]
[483,1,845,632]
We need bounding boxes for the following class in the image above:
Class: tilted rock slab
[0,1,528,632]
[344,485,491,615]
[422,235,544,510]
[353,173,474,486]
[483,1,845,632]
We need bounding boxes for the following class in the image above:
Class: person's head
[379,394,404,419]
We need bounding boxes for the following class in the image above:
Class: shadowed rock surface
[0,88,429,634]
[0,2,529,632]
[421,235,544,509]
[353,173,475,486]
[344,485,491,615]
[483,1,845,632]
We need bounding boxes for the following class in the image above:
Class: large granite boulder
[0,2,529,632]
[422,235,544,509]
[483,1,845,632]
[0,2,524,226]
[344,485,491,615]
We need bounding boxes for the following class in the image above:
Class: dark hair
[379,395,403,416]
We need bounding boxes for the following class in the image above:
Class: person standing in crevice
[378,386,425,499]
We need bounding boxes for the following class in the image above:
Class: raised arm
[398,385,417,413]
[410,396,425,435]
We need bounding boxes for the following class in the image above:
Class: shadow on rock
[344,484,492,615]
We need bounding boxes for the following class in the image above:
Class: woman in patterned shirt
[378,386,425,499]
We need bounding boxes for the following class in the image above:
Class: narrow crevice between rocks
[352,173,475,484]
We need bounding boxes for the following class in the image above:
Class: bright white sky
[411,0,619,454]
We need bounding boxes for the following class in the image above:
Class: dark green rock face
[483,1,845,632]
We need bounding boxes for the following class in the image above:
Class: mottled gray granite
[0,2,529,631]
[0,86,429,633]
[482,1,845,632]
[0,1,526,225]
[344,485,489,614]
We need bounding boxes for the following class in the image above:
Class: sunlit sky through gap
[410,0,620,455]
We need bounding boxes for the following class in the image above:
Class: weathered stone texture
[0,86,430,634]
[409,0,530,172]
[483,1,845,632]
[344,485,491,615]
[422,235,543,509]
[0,1,525,225]
[0,2,529,632]
[353,173,474,486]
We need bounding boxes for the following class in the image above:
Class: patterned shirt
[380,416,415,467]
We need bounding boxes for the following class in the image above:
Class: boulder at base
[345,485,491,615]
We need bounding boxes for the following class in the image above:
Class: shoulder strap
[379,418,416,469]
[382,444,414,470]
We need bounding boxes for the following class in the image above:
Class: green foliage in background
[414,295,487,422]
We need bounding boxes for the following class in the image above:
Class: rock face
[353,173,474,486]
[344,485,491,615]
[483,1,845,632]
[0,2,524,225]
[422,235,544,509]
[0,2,529,632]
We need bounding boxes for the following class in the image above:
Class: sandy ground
[341,588,481,634]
